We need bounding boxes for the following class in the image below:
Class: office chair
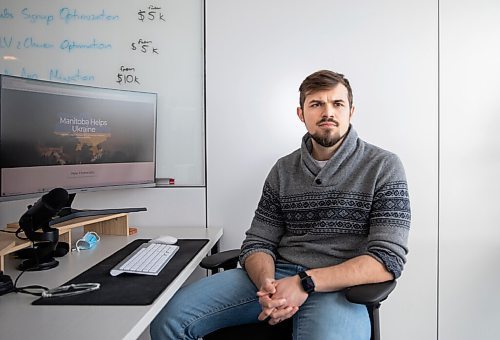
[200,250,396,340]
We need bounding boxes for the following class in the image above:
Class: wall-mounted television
[0,75,157,201]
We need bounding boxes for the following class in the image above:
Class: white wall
[206,1,438,339]
[439,1,500,339]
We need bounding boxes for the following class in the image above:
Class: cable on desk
[0,229,16,234]
[13,270,48,297]
[13,270,100,298]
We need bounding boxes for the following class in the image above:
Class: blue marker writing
[49,68,95,82]
[60,38,111,53]
[0,8,14,19]
[23,37,54,49]
[21,67,39,79]
[59,8,119,24]
[0,36,13,48]
[21,8,54,25]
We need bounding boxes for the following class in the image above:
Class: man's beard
[309,117,350,147]
[310,131,343,148]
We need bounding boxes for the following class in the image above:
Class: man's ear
[297,107,305,122]
[349,105,355,120]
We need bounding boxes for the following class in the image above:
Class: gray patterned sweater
[240,127,411,278]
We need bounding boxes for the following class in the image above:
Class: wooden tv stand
[0,213,131,271]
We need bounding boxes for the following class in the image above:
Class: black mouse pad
[32,238,209,305]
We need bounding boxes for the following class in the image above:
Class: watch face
[302,276,315,293]
[299,271,315,293]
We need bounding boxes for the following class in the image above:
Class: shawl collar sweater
[240,126,411,278]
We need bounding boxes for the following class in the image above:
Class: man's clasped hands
[257,276,309,325]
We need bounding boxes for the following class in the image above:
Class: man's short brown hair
[299,70,353,110]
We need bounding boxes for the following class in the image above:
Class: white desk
[0,226,223,340]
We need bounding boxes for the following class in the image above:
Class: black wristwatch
[298,271,315,294]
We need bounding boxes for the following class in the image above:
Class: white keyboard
[110,242,179,276]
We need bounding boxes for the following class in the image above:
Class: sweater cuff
[367,249,404,278]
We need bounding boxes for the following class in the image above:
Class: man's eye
[310,102,321,108]
[334,102,344,107]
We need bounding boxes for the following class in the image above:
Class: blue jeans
[150,262,370,340]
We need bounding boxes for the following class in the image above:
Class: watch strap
[298,271,309,279]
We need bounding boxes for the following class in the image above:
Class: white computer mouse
[150,235,178,245]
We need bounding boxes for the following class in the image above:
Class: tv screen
[0,75,157,201]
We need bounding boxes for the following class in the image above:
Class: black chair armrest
[200,249,241,270]
[200,250,397,307]
[345,280,397,306]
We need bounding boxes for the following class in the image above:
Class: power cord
[0,227,28,240]
[13,270,49,296]
[1,240,99,298]
[0,229,16,234]
[12,270,100,298]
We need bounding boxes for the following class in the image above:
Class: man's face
[297,84,354,148]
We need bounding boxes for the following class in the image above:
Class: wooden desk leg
[59,229,71,246]
[0,240,16,272]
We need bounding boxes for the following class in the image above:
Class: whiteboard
[0,0,205,185]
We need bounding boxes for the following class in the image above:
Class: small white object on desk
[150,235,178,245]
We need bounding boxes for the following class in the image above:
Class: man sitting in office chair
[150,70,411,340]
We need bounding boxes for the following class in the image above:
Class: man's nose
[323,103,335,117]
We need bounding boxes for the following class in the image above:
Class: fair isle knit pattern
[240,127,411,278]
